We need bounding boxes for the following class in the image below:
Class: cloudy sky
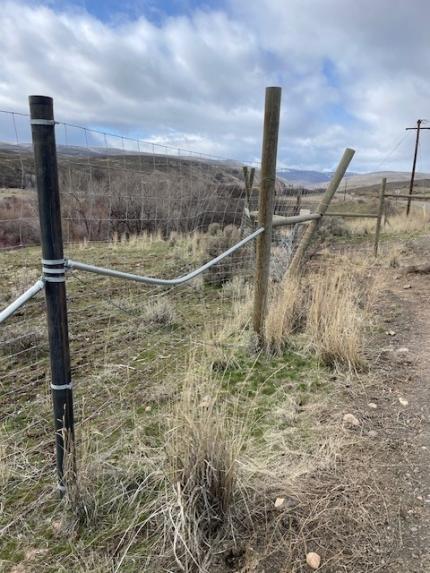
[0,0,429,172]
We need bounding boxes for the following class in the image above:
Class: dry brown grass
[265,275,304,353]
[143,297,177,326]
[1,231,390,572]
[264,253,380,369]
[161,371,245,571]
[305,265,366,369]
[348,204,430,237]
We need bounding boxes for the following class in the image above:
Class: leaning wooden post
[374,177,386,257]
[288,147,355,275]
[253,87,282,340]
[29,96,76,496]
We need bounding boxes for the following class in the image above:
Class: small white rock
[274,497,285,509]
[403,284,412,289]
[368,402,378,409]
[306,552,321,569]
[397,347,409,353]
[343,413,360,427]
[398,397,409,407]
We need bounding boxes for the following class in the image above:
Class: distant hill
[277,168,430,190]
[336,171,430,190]
[277,168,334,187]
[2,142,429,194]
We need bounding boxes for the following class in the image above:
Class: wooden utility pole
[253,87,282,340]
[406,120,430,216]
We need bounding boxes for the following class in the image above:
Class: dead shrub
[0,194,39,248]
[203,225,246,287]
[207,222,221,236]
[317,217,351,243]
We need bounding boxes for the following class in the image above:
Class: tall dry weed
[161,369,245,571]
[306,265,365,369]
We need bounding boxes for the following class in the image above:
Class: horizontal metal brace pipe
[66,227,264,286]
[324,212,378,219]
[272,213,321,227]
[250,211,321,227]
[385,193,430,200]
[0,279,45,324]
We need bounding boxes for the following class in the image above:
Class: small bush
[203,225,246,287]
[143,298,176,326]
[318,217,351,243]
[207,222,221,236]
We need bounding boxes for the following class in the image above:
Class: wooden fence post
[242,165,256,207]
[253,87,282,340]
[374,177,386,257]
[288,147,356,275]
[29,95,76,496]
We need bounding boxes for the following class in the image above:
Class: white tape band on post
[42,259,66,283]
[31,119,57,126]
[43,268,65,274]
[43,268,66,274]
[42,258,65,265]
[51,383,73,391]
[44,276,65,283]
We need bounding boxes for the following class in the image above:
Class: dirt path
[370,253,430,570]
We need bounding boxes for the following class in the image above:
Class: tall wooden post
[253,87,282,340]
[288,148,356,275]
[406,119,421,216]
[374,177,386,257]
[29,96,75,496]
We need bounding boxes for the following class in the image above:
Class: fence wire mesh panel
[0,108,301,498]
[0,110,343,413]
[1,99,380,573]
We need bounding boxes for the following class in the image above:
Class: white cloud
[0,0,429,171]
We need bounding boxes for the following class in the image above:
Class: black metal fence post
[29,95,75,496]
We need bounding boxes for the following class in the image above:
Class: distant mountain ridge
[277,168,335,186]
[277,168,430,189]
[1,142,429,191]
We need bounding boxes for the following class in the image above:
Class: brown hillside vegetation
[0,147,292,247]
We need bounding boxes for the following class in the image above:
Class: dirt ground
[356,237,430,571]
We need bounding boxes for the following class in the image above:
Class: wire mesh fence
[0,97,376,528]
[1,105,321,496]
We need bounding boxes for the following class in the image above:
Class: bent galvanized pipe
[0,279,45,324]
[65,227,264,286]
